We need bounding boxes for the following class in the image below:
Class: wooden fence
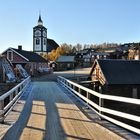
[0,76,31,123]
[57,76,140,135]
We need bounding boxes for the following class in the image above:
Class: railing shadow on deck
[2,82,94,140]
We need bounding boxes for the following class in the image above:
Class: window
[44,39,46,45]
[7,51,13,61]
[36,38,40,45]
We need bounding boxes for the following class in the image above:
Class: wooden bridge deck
[2,82,123,140]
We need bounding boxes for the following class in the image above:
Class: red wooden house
[2,46,48,76]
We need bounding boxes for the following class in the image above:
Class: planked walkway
[2,82,124,140]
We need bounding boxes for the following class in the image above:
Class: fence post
[20,85,22,92]
[86,91,90,108]
[69,83,71,89]
[78,88,81,95]
[16,88,18,96]
[10,93,13,102]
[73,85,75,91]
[0,100,4,123]
[99,86,104,119]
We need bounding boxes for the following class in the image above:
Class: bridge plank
[2,82,124,140]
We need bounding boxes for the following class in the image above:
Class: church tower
[33,15,47,54]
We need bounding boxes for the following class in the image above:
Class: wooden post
[78,88,81,95]
[16,88,18,95]
[0,100,4,123]
[73,85,75,91]
[10,93,13,101]
[68,83,71,90]
[86,91,90,108]
[65,81,67,88]
[86,91,89,103]
[99,86,104,119]
[99,97,102,114]
[20,85,22,92]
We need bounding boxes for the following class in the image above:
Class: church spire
[38,14,43,26]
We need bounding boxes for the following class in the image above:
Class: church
[33,15,59,54]
[1,15,59,77]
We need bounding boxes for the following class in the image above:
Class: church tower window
[36,38,40,45]
[44,39,46,45]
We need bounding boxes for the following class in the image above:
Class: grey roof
[56,56,75,62]
[91,59,140,85]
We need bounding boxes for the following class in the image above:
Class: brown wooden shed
[90,59,140,99]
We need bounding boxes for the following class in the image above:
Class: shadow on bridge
[2,82,96,140]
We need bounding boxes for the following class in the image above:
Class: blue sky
[0,0,140,52]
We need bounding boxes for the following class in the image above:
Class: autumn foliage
[41,42,121,61]
[41,43,76,61]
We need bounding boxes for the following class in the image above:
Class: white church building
[33,15,59,54]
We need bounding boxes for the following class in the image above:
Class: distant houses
[75,48,110,67]
[90,59,140,98]
[74,42,140,67]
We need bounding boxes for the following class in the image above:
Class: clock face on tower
[35,30,41,36]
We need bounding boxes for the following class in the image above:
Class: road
[31,67,91,81]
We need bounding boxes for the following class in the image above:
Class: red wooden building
[2,46,48,76]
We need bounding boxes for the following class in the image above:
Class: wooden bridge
[0,75,140,140]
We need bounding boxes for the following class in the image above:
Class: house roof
[90,59,140,85]
[47,39,59,52]
[11,48,47,62]
[56,56,75,62]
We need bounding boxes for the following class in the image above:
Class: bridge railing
[0,76,31,123]
[57,76,140,135]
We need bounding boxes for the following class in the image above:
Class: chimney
[18,45,22,50]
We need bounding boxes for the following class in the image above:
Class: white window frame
[44,39,46,45]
